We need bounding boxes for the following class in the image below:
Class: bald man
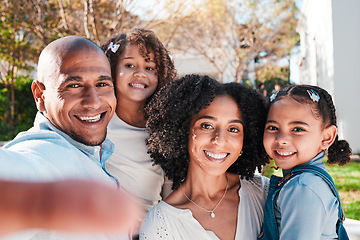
[0,36,140,239]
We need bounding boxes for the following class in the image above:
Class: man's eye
[97,82,109,87]
[67,84,80,88]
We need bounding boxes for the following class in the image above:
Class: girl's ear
[321,125,337,150]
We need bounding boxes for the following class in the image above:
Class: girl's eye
[266,125,278,131]
[293,127,305,132]
[200,123,213,130]
[146,66,154,71]
[229,127,240,133]
[266,125,279,131]
[126,64,135,68]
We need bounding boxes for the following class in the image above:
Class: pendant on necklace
[210,212,215,218]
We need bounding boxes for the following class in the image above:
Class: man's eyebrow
[98,75,112,81]
[63,76,82,83]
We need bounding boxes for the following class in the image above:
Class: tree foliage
[149,0,299,83]
[0,0,299,139]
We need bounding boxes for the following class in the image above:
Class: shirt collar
[282,151,326,176]
[34,112,114,162]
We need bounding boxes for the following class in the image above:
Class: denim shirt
[0,112,117,186]
[274,151,339,239]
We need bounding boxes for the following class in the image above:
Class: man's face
[35,48,116,146]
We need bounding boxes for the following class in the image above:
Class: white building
[297,0,360,153]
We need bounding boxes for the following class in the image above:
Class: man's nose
[81,87,102,109]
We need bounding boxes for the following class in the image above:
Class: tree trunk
[58,0,69,31]
[83,0,91,39]
[89,0,99,43]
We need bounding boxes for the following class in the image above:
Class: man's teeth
[131,83,146,89]
[205,151,227,159]
[79,114,101,122]
[276,151,294,156]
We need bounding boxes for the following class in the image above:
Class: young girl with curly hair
[100,29,176,211]
[140,74,270,239]
[260,85,351,239]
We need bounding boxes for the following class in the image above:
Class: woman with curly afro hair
[100,28,176,212]
[139,74,270,240]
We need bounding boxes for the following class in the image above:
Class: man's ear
[321,125,337,150]
[31,80,46,112]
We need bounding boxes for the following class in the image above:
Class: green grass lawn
[262,160,360,220]
[326,161,360,220]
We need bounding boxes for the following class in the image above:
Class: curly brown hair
[269,84,352,165]
[100,28,176,107]
[146,74,269,190]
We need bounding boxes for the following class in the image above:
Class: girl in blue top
[261,84,351,239]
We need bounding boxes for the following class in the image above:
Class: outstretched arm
[0,179,142,236]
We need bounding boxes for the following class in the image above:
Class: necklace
[182,176,229,219]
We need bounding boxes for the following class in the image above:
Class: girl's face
[115,44,158,104]
[188,95,244,176]
[263,96,328,170]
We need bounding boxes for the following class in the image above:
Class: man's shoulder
[4,128,71,151]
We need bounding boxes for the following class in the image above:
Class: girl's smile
[263,96,330,170]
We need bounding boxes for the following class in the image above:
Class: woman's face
[188,95,244,176]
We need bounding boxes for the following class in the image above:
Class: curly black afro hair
[269,84,352,166]
[100,28,177,108]
[146,74,269,190]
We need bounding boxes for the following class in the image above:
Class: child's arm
[277,174,339,239]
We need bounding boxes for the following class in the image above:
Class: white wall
[332,0,360,153]
[297,0,360,153]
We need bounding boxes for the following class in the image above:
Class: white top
[139,175,269,240]
[106,114,165,210]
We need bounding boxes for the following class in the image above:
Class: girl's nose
[134,70,146,78]
[275,133,289,145]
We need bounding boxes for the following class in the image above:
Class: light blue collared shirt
[0,111,117,186]
[275,152,339,239]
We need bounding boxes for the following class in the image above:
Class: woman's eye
[200,123,213,130]
[146,66,154,71]
[126,64,135,68]
[229,127,240,133]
